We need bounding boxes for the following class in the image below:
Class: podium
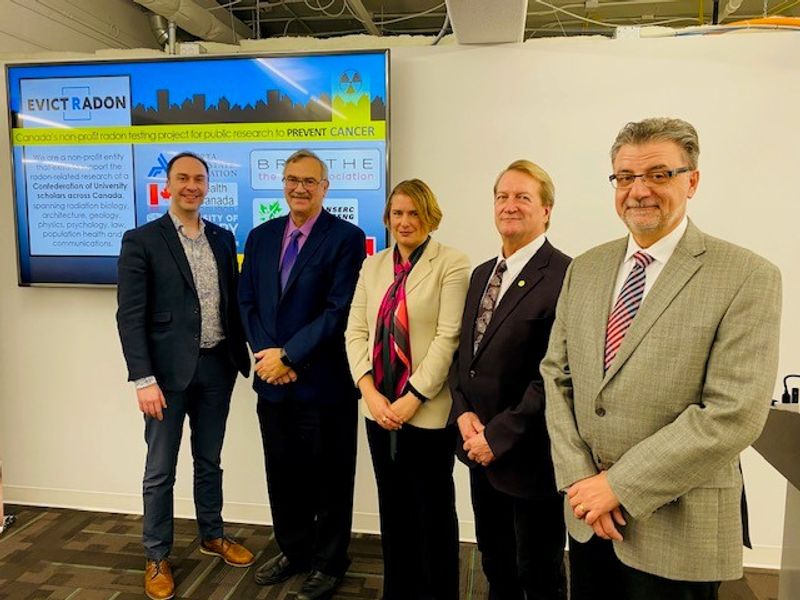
[752,407,800,600]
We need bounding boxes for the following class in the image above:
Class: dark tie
[604,251,654,371]
[473,259,507,354]
[280,229,302,291]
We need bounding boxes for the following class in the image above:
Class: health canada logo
[148,183,171,206]
[25,86,127,122]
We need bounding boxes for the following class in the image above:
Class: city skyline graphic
[131,87,386,125]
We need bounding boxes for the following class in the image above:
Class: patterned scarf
[372,238,429,401]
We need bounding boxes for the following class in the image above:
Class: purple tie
[280,229,302,291]
[604,251,654,371]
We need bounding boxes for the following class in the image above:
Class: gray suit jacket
[541,220,781,581]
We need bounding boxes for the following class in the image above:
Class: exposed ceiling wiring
[187,0,800,40]
[305,0,349,18]
[373,2,446,25]
[432,11,450,44]
[532,0,748,29]
[209,0,245,9]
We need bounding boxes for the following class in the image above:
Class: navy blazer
[238,209,366,403]
[116,213,250,392]
[449,240,571,498]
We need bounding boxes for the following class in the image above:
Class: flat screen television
[5,50,389,286]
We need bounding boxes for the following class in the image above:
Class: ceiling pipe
[135,0,253,43]
[168,19,177,53]
[148,13,170,46]
[345,0,381,35]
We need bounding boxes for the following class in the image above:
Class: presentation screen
[6,50,389,286]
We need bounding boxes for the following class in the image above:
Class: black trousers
[366,419,460,600]
[469,467,566,600]
[569,535,721,600]
[142,348,236,560]
[257,396,357,577]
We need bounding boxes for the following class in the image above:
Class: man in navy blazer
[117,152,253,600]
[239,149,365,600]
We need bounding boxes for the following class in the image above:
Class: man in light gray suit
[541,117,781,600]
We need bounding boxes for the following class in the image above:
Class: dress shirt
[280,208,322,263]
[486,233,547,304]
[610,216,688,313]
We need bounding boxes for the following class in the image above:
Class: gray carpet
[0,505,777,599]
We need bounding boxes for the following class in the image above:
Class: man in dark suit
[117,152,253,600]
[449,160,570,600]
[239,149,366,600]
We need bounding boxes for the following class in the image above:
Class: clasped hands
[567,471,626,541]
[362,385,421,431]
[457,412,495,467]
[254,348,297,385]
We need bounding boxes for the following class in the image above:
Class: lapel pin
[517,280,526,287]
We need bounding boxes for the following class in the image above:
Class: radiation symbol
[338,70,363,96]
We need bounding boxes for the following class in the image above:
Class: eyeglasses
[283,176,323,190]
[609,167,692,189]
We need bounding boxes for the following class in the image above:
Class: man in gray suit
[541,117,781,600]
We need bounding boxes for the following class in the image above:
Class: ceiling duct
[148,13,170,46]
[445,0,528,43]
[135,0,253,43]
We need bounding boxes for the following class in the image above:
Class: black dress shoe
[253,552,308,585]
[296,570,343,600]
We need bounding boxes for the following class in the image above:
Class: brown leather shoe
[200,537,255,567]
[144,559,174,600]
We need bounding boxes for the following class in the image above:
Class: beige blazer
[541,220,781,581]
[345,239,470,429]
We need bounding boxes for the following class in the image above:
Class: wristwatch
[279,348,294,368]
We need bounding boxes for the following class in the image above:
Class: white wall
[1,32,798,570]
[0,0,158,54]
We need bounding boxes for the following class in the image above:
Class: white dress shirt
[610,216,689,314]
[486,233,547,305]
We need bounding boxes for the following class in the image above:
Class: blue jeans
[142,350,236,560]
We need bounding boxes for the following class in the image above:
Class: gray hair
[610,117,700,170]
[284,148,329,180]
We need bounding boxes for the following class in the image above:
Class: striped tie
[604,251,654,371]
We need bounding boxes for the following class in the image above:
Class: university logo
[148,154,170,177]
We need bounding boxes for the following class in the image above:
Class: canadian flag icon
[148,183,171,206]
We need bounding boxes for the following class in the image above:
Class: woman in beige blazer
[345,179,469,600]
